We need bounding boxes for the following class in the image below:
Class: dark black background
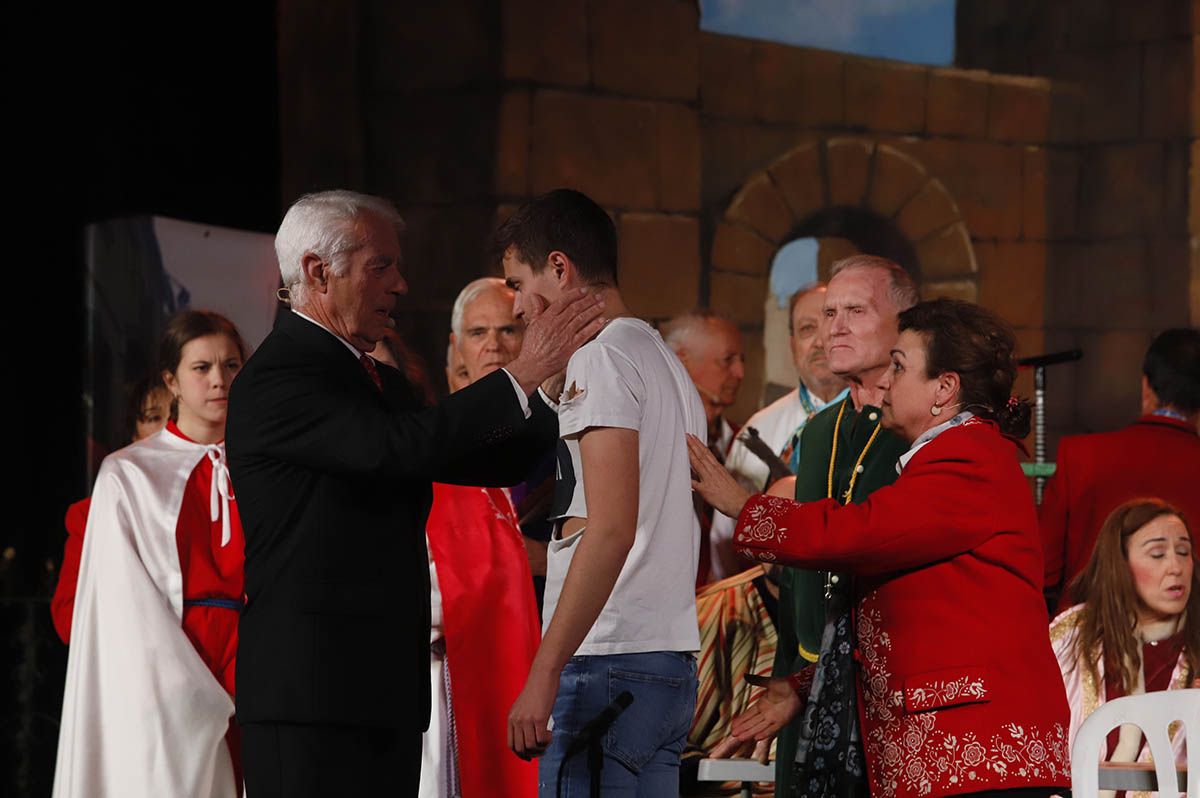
[6,4,280,794]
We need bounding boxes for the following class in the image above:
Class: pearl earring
[930,404,942,416]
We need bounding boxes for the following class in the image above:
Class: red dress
[169,421,245,793]
[733,419,1070,798]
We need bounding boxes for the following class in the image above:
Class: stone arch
[709,137,980,418]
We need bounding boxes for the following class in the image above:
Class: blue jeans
[538,651,698,798]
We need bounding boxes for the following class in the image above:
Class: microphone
[563,691,634,757]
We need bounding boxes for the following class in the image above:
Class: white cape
[53,429,237,798]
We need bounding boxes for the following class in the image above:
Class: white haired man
[707,284,848,580]
[227,190,605,797]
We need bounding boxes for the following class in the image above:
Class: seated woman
[1050,499,1196,770]
[54,310,248,798]
[689,298,1070,798]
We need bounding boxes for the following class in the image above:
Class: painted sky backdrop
[699,0,956,66]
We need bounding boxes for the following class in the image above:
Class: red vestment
[425,483,540,798]
[50,498,90,643]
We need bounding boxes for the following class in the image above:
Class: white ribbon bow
[206,445,235,547]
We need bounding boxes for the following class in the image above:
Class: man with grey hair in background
[707,283,848,580]
[227,190,605,797]
[665,310,747,585]
[707,255,918,798]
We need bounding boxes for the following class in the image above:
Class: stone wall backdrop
[280,0,705,388]
[278,0,1195,437]
[698,33,1059,425]
[957,0,1198,446]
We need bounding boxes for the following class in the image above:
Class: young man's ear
[548,251,572,287]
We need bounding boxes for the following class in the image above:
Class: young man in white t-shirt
[499,189,707,795]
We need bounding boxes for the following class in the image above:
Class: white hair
[275,190,405,308]
[663,309,732,355]
[829,254,919,312]
[450,277,510,339]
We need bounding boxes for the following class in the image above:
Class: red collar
[166,420,225,445]
[1134,414,1198,436]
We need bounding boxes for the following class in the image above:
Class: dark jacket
[227,310,556,729]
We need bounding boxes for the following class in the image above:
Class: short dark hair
[124,373,167,440]
[158,310,247,375]
[1143,328,1200,413]
[898,298,1031,438]
[491,189,618,285]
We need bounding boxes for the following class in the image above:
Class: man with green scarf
[771,255,917,797]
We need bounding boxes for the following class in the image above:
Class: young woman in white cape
[53,310,248,798]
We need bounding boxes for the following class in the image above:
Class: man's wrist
[505,357,544,396]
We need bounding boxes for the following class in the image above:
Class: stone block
[1077,330,1151,433]
[1147,236,1193,328]
[531,90,657,209]
[495,90,530,197]
[920,279,978,303]
[725,172,795,243]
[817,237,861,281]
[1143,37,1191,139]
[1110,0,1190,42]
[700,32,756,119]
[906,139,1023,240]
[867,144,928,219]
[590,0,698,101]
[368,93,498,205]
[656,104,701,212]
[278,0,363,198]
[710,270,770,325]
[926,68,990,139]
[894,178,961,243]
[826,138,874,207]
[710,222,776,277]
[728,328,765,426]
[988,75,1052,143]
[1078,143,1164,238]
[701,122,804,208]
[1163,141,1190,236]
[1022,147,1080,240]
[618,213,702,318]
[976,241,1046,329]
[393,204,499,305]
[1045,241,1152,329]
[767,142,826,224]
[753,43,844,127]
[845,58,928,134]
[1192,140,1200,237]
[1051,47,1141,142]
[1192,240,1200,325]
[915,222,977,280]
[502,0,589,86]
[366,0,497,91]
[1046,82,1083,144]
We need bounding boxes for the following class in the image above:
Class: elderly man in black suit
[227,190,604,798]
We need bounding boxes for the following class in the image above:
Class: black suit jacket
[227,310,557,729]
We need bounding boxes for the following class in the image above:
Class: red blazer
[1039,415,1200,608]
[734,419,1069,798]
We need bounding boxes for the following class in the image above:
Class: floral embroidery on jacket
[736,494,792,546]
[856,597,1069,798]
[906,675,988,711]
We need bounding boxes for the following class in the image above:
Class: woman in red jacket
[689,299,1070,798]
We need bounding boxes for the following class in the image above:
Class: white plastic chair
[1071,688,1199,797]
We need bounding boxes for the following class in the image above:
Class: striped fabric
[687,565,779,793]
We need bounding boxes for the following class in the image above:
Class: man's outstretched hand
[507,289,606,396]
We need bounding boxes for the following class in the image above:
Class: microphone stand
[1017,349,1082,503]
[557,691,634,798]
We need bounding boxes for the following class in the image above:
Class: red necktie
[360,354,382,392]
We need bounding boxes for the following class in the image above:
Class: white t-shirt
[542,317,706,655]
